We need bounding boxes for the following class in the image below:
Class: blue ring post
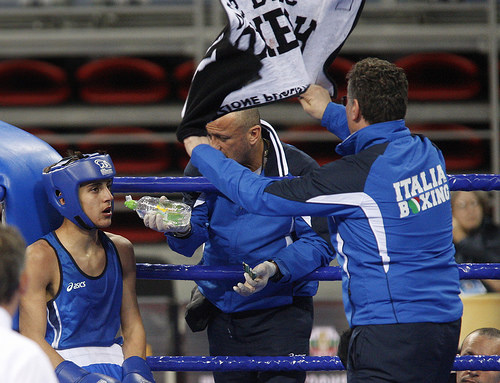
[0,121,62,244]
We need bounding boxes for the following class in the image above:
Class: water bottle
[124,195,191,227]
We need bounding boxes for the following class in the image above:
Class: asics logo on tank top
[393,164,450,218]
[94,159,114,176]
[66,281,86,292]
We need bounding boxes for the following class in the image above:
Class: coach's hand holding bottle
[126,195,191,236]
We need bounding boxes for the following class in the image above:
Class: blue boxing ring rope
[110,174,500,373]
[136,262,500,372]
[112,174,500,194]
[135,262,499,282]
[148,355,500,372]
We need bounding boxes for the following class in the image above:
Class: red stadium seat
[79,126,171,175]
[173,59,195,101]
[77,57,169,104]
[0,59,70,106]
[395,53,480,101]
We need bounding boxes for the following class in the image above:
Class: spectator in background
[0,224,57,383]
[456,327,500,383]
[452,190,500,293]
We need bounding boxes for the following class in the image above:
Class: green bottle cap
[124,199,137,210]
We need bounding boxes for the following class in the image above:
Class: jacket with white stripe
[168,122,334,313]
[190,107,463,326]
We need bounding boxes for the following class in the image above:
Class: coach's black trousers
[207,296,314,383]
[347,319,461,383]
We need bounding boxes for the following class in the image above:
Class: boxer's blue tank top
[43,231,123,350]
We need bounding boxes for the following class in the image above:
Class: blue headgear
[43,152,116,230]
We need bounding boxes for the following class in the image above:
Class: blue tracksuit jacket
[168,122,334,313]
[190,106,463,327]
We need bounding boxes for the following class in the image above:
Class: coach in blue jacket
[183,58,463,383]
[144,108,334,383]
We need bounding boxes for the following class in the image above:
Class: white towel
[177,0,364,141]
